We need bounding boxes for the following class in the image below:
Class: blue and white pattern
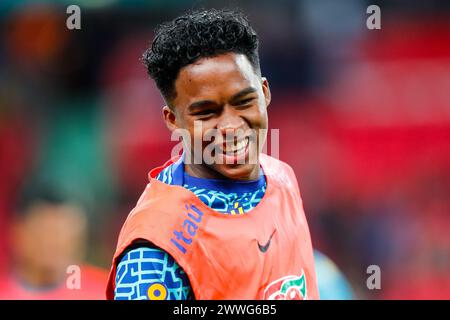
[115,247,191,300]
[185,186,266,214]
[115,161,266,300]
[157,163,266,215]
[157,166,173,185]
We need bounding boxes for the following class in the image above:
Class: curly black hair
[142,8,260,104]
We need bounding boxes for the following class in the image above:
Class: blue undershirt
[114,159,266,300]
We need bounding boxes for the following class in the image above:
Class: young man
[106,9,319,300]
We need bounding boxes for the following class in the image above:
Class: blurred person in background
[0,186,108,299]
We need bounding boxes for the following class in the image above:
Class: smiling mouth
[218,137,249,155]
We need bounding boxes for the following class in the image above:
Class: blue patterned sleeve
[114,246,193,300]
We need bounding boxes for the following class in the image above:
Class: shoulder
[260,154,300,192]
[260,153,295,175]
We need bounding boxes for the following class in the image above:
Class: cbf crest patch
[263,269,307,300]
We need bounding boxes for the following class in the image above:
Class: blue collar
[169,154,185,186]
[169,154,266,194]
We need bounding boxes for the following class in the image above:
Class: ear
[163,105,179,132]
[261,77,271,108]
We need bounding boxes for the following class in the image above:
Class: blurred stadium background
[0,0,449,299]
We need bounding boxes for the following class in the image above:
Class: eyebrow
[229,86,258,103]
[188,100,216,112]
[187,86,258,112]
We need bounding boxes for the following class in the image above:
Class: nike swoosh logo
[257,230,277,253]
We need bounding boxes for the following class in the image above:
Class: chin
[214,163,259,180]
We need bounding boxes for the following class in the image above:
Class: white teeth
[223,138,248,153]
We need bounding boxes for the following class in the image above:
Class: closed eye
[194,109,215,116]
[235,97,255,106]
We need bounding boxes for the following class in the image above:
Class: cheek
[188,119,216,139]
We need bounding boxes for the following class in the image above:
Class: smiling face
[163,53,271,180]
